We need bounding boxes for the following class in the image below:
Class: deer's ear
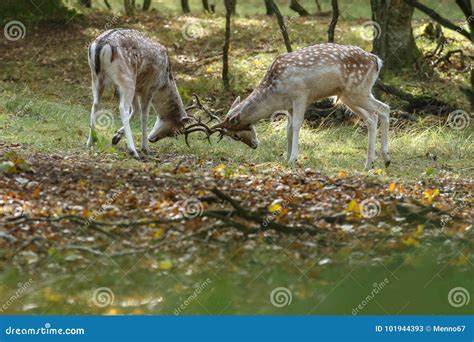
[230,96,241,109]
[229,113,240,125]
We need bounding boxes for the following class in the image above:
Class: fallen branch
[375,80,456,115]
[210,187,319,235]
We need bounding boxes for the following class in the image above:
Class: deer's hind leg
[370,96,391,167]
[112,96,140,146]
[340,96,378,170]
[86,74,105,148]
[116,84,139,159]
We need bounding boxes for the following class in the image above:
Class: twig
[210,187,319,235]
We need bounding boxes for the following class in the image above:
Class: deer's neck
[239,86,289,124]
[153,80,187,123]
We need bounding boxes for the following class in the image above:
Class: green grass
[1,85,472,181]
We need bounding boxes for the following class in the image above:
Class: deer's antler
[181,118,227,147]
[180,94,228,147]
[191,93,222,124]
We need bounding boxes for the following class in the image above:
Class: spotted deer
[211,43,391,170]
[86,29,191,158]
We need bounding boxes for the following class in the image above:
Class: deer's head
[148,80,191,143]
[211,96,260,149]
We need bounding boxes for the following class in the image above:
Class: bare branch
[405,0,472,41]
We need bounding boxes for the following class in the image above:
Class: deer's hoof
[365,161,375,171]
[141,148,152,155]
[129,150,140,160]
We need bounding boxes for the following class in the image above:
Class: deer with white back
[86,29,195,158]
[211,43,391,170]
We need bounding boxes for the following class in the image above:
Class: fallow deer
[86,29,193,158]
[211,43,391,170]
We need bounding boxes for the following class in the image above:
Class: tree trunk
[455,0,474,41]
[328,0,339,42]
[315,0,322,13]
[371,0,422,72]
[104,0,112,9]
[202,0,210,12]
[182,0,190,13]
[223,0,232,90]
[124,0,134,15]
[264,0,274,15]
[79,0,91,8]
[268,0,292,52]
[290,0,310,16]
[142,0,151,11]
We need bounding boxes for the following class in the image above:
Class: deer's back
[90,29,171,92]
[260,44,380,100]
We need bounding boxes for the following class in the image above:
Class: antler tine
[192,93,222,123]
[181,110,228,147]
[183,127,211,147]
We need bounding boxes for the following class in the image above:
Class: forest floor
[0,11,472,315]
